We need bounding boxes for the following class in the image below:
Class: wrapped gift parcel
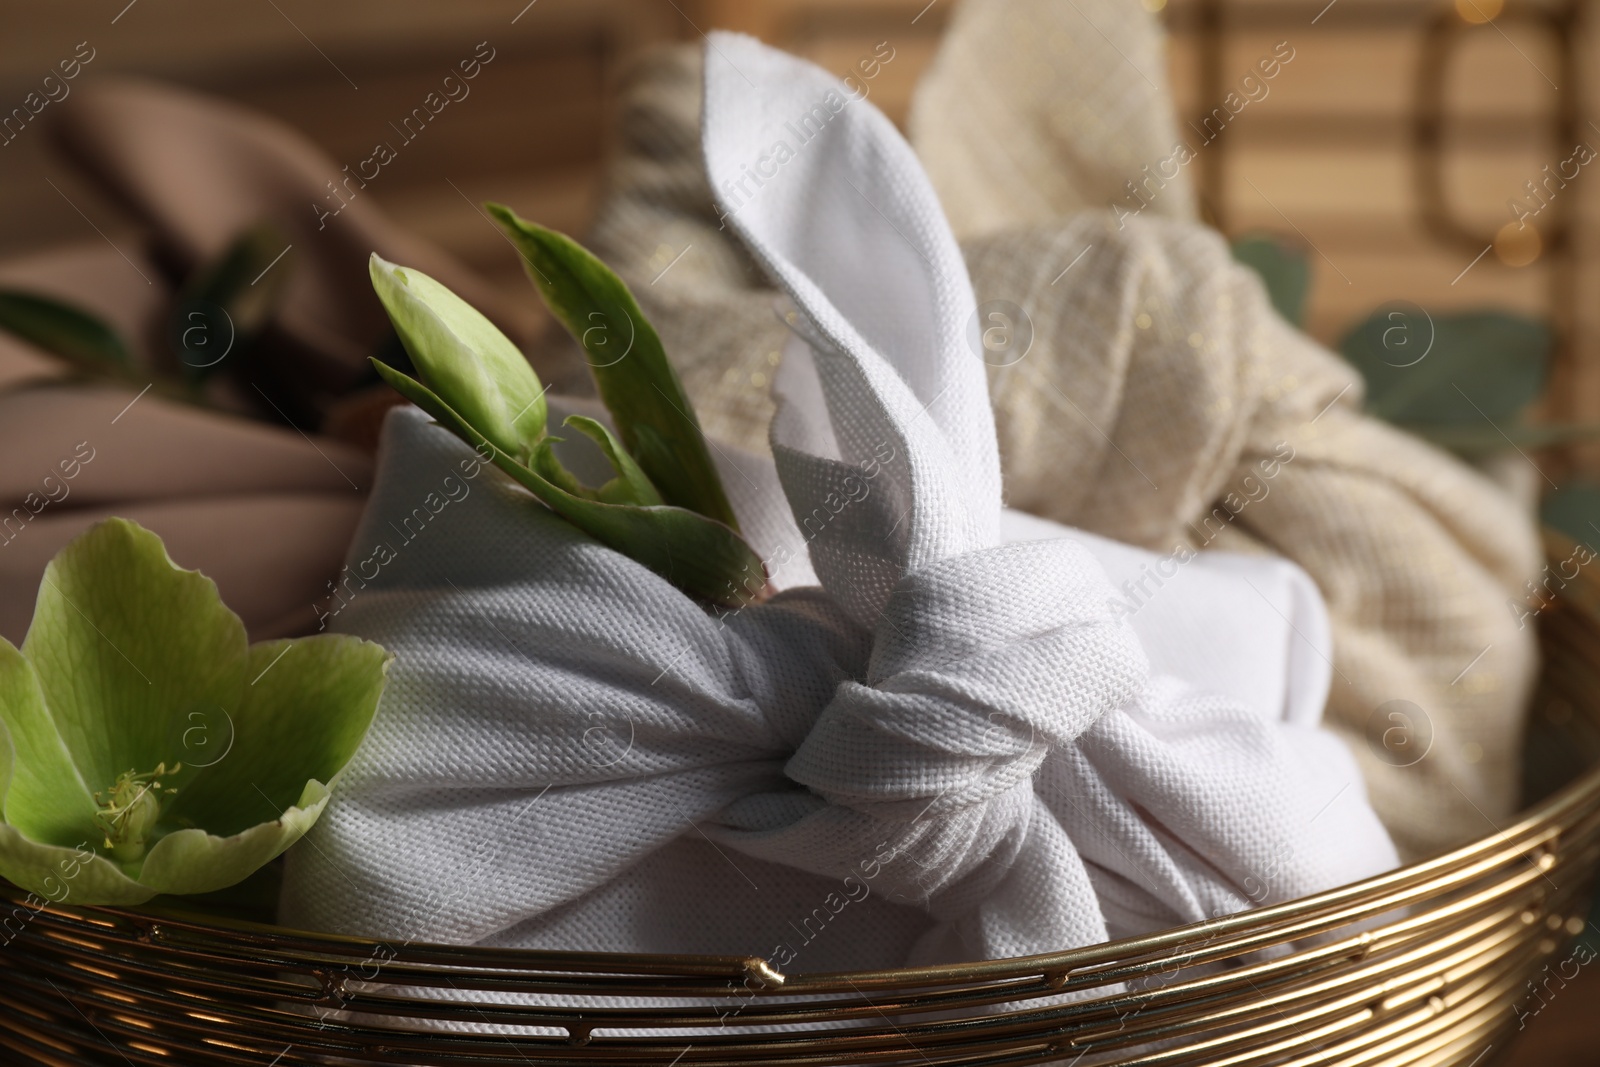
[280,34,1395,969]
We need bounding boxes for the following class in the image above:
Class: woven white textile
[279,34,1394,969]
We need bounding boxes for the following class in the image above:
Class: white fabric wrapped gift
[280,33,1394,970]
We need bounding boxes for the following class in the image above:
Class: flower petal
[0,714,153,906]
[0,640,98,847]
[136,781,331,897]
[21,519,249,795]
[163,635,389,838]
[0,823,156,906]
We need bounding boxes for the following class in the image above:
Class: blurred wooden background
[1,0,1591,355]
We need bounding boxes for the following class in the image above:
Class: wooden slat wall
[0,0,1590,409]
[1166,0,1588,363]
[0,0,687,293]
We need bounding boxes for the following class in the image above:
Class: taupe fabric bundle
[0,81,579,643]
[584,1,1542,860]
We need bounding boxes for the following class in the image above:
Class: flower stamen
[93,762,181,863]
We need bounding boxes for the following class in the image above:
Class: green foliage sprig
[368,206,768,607]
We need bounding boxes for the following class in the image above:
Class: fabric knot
[717,536,1146,923]
[790,537,1147,815]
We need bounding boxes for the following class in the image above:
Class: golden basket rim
[8,738,1586,991]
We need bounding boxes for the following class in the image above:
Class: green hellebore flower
[0,519,389,906]
[369,254,547,461]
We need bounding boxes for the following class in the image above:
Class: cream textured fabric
[910,0,1197,234]
[585,6,1542,861]
[280,35,1395,966]
[587,46,789,454]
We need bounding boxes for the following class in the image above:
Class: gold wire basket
[2,535,1598,1065]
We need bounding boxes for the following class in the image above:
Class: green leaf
[1232,233,1311,328]
[543,415,664,506]
[372,359,768,607]
[369,255,547,460]
[21,518,248,800]
[0,290,132,372]
[1541,484,1600,550]
[485,204,740,531]
[170,223,293,382]
[1339,309,1549,425]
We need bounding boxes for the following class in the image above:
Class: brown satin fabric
[0,78,577,645]
[50,79,542,374]
[0,378,373,644]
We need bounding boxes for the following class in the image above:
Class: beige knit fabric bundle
[586,0,1542,860]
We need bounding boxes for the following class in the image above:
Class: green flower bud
[368,254,547,460]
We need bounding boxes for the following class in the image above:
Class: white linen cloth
[280,34,1394,968]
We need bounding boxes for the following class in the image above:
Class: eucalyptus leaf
[370,360,767,607]
[486,203,740,531]
[1400,420,1600,458]
[1231,233,1310,328]
[0,290,131,373]
[1340,309,1548,425]
[1541,484,1600,551]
